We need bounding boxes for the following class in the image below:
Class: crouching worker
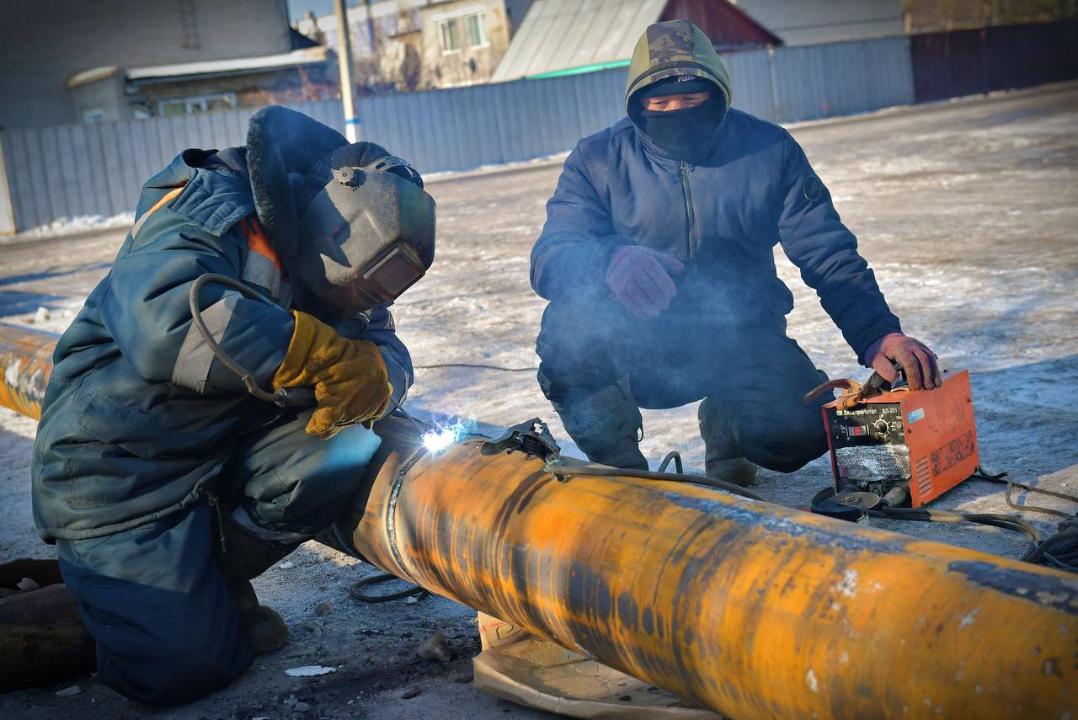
[30,107,435,704]
[532,21,941,486]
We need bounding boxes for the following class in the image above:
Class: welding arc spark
[422,422,468,453]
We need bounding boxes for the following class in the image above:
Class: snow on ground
[3,211,135,244]
[0,83,1076,719]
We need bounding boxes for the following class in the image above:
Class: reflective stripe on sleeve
[131,185,185,238]
[172,295,239,393]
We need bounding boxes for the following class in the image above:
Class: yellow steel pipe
[1,324,1075,719]
[0,322,55,420]
[353,434,1076,720]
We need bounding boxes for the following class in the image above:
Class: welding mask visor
[293,149,435,319]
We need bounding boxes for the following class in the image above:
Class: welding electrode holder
[481,418,561,464]
[188,273,316,409]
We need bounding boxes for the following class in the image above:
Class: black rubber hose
[188,273,317,408]
[349,573,429,603]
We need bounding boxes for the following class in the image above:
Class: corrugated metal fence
[0,101,343,231]
[363,36,916,170]
[1,35,915,232]
[910,21,1078,102]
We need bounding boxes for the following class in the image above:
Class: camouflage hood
[625,20,733,115]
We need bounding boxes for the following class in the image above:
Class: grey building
[0,0,305,129]
[732,0,904,46]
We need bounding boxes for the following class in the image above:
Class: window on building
[82,109,105,123]
[438,18,461,53]
[465,13,488,48]
[158,93,236,116]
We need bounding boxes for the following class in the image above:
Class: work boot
[703,456,759,488]
[551,377,647,470]
[589,434,649,470]
[229,579,289,656]
[699,396,759,488]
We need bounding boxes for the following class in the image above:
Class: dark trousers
[57,410,381,705]
[536,295,830,472]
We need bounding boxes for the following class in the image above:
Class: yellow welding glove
[272,310,393,437]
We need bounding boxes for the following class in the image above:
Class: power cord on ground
[349,573,429,603]
[413,362,538,372]
[865,465,1078,572]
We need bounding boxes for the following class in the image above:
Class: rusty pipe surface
[1,324,1075,718]
[353,436,1076,720]
[0,322,56,420]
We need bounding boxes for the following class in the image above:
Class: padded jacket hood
[625,20,733,120]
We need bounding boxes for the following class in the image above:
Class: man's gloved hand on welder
[605,245,685,320]
[273,310,393,437]
[864,332,942,391]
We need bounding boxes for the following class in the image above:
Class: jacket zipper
[681,162,698,257]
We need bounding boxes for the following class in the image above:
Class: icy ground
[1,83,1076,719]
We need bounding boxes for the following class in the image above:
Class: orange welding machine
[820,370,980,509]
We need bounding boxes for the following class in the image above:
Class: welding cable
[1024,518,1078,571]
[188,274,284,404]
[872,505,1042,562]
[413,362,538,372]
[871,502,1078,570]
[972,466,1078,519]
[548,463,765,502]
[657,451,685,474]
[188,273,411,414]
[969,465,1078,570]
[349,573,429,603]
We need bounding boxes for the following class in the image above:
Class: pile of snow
[8,212,134,243]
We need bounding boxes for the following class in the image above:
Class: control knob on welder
[873,419,890,438]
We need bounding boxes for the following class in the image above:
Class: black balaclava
[632,77,727,164]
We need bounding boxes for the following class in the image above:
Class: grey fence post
[0,133,16,235]
[767,46,782,122]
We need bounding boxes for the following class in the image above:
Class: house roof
[492,0,667,82]
[661,0,782,49]
[730,0,903,46]
[492,0,780,82]
[126,46,330,84]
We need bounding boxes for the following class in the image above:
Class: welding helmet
[290,144,436,319]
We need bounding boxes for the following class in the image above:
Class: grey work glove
[605,246,685,320]
[864,332,942,390]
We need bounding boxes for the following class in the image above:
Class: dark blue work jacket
[31,150,412,541]
[530,110,901,359]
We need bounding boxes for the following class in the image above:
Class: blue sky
[288,0,363,22]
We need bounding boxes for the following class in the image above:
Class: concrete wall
[69,73,128,124]
[732,0,904,45]
[0,0,293,130]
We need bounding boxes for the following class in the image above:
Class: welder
[30,107,434,704]
[531,20,941,486]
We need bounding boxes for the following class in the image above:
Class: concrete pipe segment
[0,322,1074,719]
